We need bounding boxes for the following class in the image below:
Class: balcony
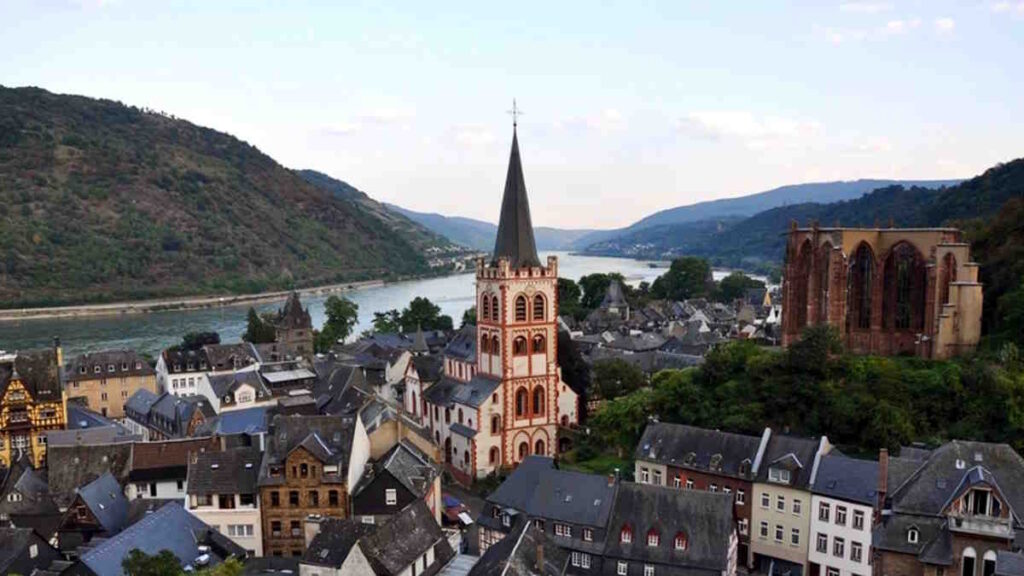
[948,512,1013,539]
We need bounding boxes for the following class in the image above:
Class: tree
[650,257,713,301]
[122,549,182,576]
[579,273,626,310]
[558,277,585,320]
[461,306,477,327]
[588,389,654,457]
[399,297,453,331]
[591,358,646,400]
[557,329,591,410]
[315,295,359,352]
[715,271,766,303]
[179,331,220,351]
[372,309,402,333]
[242,307,276,343]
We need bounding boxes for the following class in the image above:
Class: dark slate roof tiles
[491,129,540,269]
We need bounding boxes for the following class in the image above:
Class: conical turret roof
[492,128,541,268]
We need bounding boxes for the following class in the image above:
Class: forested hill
[0,86,434,308]
[583,158,1024,275]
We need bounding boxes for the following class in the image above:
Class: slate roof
[203,343,260,372]
[996,551,1024,576]
[242,557,301,576]
[443,325,477,362]
[46,443,133,509]
[360,500,455,575]
[411,354,444,383]
[125,498,177,526]
[207,369,270,405]
[312,359,372,416]
[193,405,271,436]
[65,349,154,382]
[0,527,42,573]
[423,374,500,409]
[302,519,376,568]
[487,456,556,513]
[812,454,880,506]
[275,291,313,330]
[187,447,261,496]
[0,348,61,400]
[449,422,477,438]
[491,128,540,269]
[0,464,59,517]
[469,520,568,576]
[76,472,130,534]
[78,502,244,576]
[161,348,210,374]
[755,433,822,489]
[123,388,160,416]
[355,441,440,500]
[872,514,945,556]
[412,327,430,354]
[888,440,1024,517]
[603,482,734,572]
[126,391,214,438]
[129,438,219,482]
[635,422,762,480]
[259,415,356,486]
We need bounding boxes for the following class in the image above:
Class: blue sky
[2,1,1022,228]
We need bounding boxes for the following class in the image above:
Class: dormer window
[135,362,142,370]
[646,529,660,547]
[121,362,129,371]
[966,489,999,517]
[187,362,194,371]
[621,525,633,544]
[768,467,792,484]
[173,363,181,372]
[674,532,688,551]
[955,459,965,470]
[79,366,86,374]
[108,364,115,372]
[94,365,101,374]
[683,452,696,466]
[738,460,750,476]
[709,454,722,471]
[907,527,919,544]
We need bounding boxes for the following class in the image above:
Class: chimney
[876,448,889,518]
[535,542,544,571]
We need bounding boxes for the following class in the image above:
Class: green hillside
[0,86,433,308]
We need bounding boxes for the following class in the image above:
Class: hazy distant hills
[385,204,598,251]
[584,160,1024,274]
[0,86,438,307]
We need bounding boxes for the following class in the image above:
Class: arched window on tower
[883,242,926,331]
[491,414,501,434]
[533,294,545,321]
[480,335,490,354]
[481,295,490,321]
[491,295,500,322]
[491,335,500,356]
[513,337,528,356]
[532,334,546,354]
[518,441,529,461]
[515,295,527,322]
[532,386,545,415]
[489,447,500,464]
[534,438,545,456]
[847,243,875,331]
[515,388,528,418]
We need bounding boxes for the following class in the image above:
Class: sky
[2,1,1023,229]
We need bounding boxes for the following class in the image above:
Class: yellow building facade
[0,344,67,468]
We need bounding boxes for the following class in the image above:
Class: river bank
[0,278,389,322]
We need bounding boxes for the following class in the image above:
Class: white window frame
[617,562,628,576]
[737,489,746,505]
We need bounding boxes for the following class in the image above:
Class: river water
[0,252,691,357]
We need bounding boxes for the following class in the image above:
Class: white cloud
[453,126,495,147]
[886,19,906,33]
[839,2,893,14]
[679,110,824,150]
[992,1,1024,12]
[934,17,956,32]
[554,108,627,132]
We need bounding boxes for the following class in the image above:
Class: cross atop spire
[507,99,523,129]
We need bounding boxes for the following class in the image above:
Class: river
[0,252,747,358]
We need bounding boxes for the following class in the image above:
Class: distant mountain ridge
[0,86,438,307]
[385,204,597,252]
[583,159,1024,274]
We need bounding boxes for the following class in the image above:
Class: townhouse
[123,389,214,440]
[809,454,879,576]
[351,439,443,525]
[64,349,157,418]
[634,422,767,564]
[0,345,67,468]
[750,433,831,575]
[157,348,211,397]
[187,446,264,556]
[125,437,220,501]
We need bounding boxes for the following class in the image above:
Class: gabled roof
[129,438,219,482]
[602,482,734,571]
[78,502,244,576]
[207,369,270,404]
[635,422,762,480]
[491,128,540,269]
[194,405,271,437]
[0,527,50,574]
[443,325,477,362]
[46,443,133,509]
[65,349,154,382]
[161,347,210,374]
[275,291,312,330]
[76,472,130,534]
[756,433,822,489]
[0,348,61,400]
[469,520,568,576]
[411,355,444,383]
[889,440,1024,517]
[812,454,879,505]
[259,415,356,486]
[203,343,260,372]
[187,447,261,496]
[486,456,556,513]
[360,500,454,575]
[422,374,501,409]
[302,519,376,568]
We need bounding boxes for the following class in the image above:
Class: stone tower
[475,126,578,467]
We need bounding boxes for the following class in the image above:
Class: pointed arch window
[518,441,529,461]
[491,414,501,434]
[534,438,545,456]
[532,334,546,354]
[489,447,500,464]
[533,294,545,321]
[491,335,500,356]
[481,295,491,321]
[491,295,500,322]
[847,243,874,330]
[480,336,490,354]
[515,295,528,322]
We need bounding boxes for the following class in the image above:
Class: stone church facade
[781,224,982,359]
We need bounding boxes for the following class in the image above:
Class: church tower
[475,124,579,468]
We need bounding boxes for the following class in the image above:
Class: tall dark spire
[492,126,541,268]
